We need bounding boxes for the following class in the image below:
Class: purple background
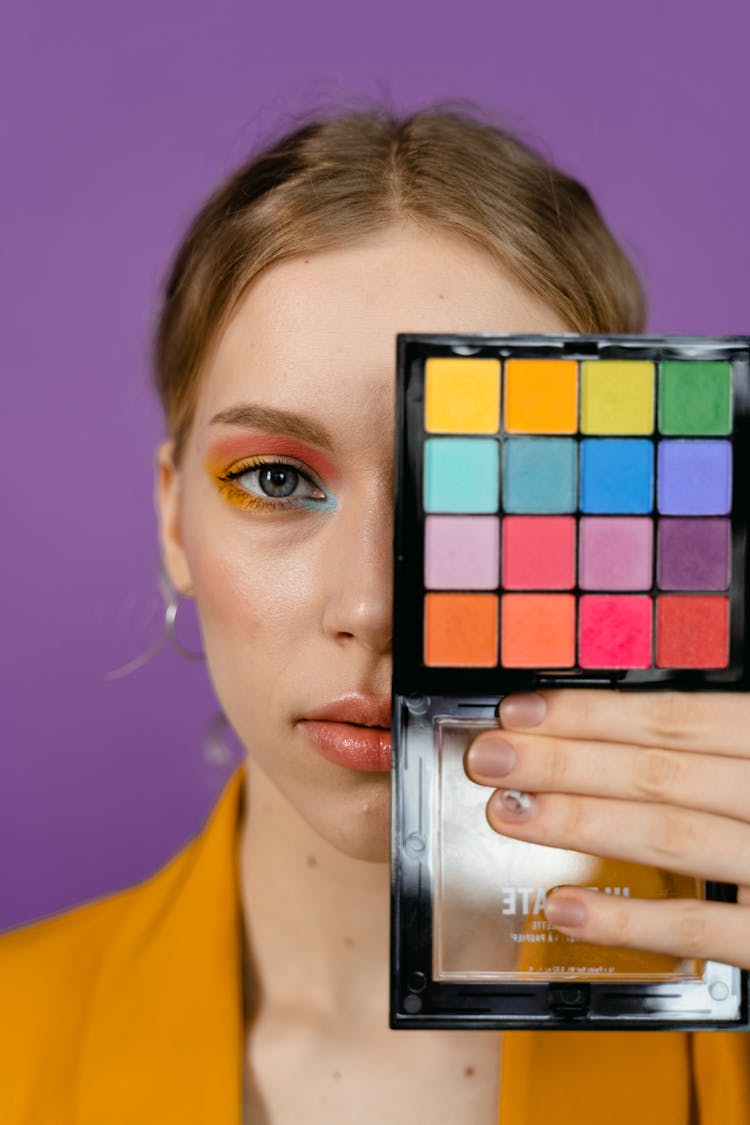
[2,0,749,930]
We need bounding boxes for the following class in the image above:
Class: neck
[239,758,391,1025]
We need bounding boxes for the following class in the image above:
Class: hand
[464,690,750,969]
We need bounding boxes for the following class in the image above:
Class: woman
[2,107,748,1123]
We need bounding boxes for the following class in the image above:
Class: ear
[154,439,194,595]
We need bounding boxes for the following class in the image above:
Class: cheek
[181,516,326,700]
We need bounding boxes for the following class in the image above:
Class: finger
[544,886,750,968]
[485,790,750,887]
[497,689,750,758]
[465,731,750,822]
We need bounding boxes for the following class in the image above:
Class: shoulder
[0,763,246,958]
[0,766,246,1123]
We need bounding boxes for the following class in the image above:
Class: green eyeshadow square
[658,361,732,435]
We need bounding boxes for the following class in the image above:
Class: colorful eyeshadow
[656,595,729,668]
[502,516,576,589]
[501,594,576,667]
[579,595,652,668]
[579,517,653,591]
[580,361,654,434]
[657,440,731,515]
[503,438,577,513]
[425,516,499,590]
[398,335,747,689]
[425,357,501,434]
[424,438,499,513]
[657,518,730,590]
[580,439,653,514]
[504,359,578,433]
[659,362,732,436]
[424,593,498,666]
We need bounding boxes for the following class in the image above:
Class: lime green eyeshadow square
[658,361,732,435]
[580,361,655,434]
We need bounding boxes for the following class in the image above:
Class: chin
[305,779,392,862]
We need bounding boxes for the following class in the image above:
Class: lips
[298,695,392,772]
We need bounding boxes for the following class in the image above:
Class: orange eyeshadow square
[424,593,498,667]
[505,359,578,433]
[501,594,576,667]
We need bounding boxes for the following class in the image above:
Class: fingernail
[545,894,586,929]
[494,789,537,821]
[499,693,547,729]
[465,738,517,779]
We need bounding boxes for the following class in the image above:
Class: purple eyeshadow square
[657,518,730,590]
[579,517,653,590]
[424,515,499,590]
[657,440,732,515]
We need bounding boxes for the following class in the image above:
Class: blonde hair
[153,107,645,463]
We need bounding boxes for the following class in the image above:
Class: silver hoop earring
[165,591,205,661]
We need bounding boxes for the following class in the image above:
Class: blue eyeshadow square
[502,438,577,514]
[424,437,499,513]
[580,438,654,513]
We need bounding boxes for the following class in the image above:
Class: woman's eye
[241,464,316,500]
[220,458,329,509]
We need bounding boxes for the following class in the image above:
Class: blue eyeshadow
[580,438,653,514]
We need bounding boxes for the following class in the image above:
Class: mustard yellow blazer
[0,768,747,1123]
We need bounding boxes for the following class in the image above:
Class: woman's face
[156,222,567,861]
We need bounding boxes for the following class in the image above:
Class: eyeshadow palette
[395,337,750,692]
[391,335,750,1031]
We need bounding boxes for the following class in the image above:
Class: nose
[320,482,393,656]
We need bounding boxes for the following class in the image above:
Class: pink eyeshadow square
[579,595,653,668]
[501,516,576,590]
[579,517,654,591]
[424,515,499,590]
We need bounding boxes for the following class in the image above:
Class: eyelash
[216,455,332,512]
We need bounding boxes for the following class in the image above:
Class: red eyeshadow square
[424,593,498,667]
[579,596,652,669]
[656,595,729,669]
[501,594,576,667]
[501,516,576,589]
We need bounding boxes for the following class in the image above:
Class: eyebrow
[208,404,335,451]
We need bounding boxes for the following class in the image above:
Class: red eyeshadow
[206,432,340,483]
[656,595,729,668]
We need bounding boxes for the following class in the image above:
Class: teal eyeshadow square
[658,361,732,435]
[423,437,499,513]
[502,438,577,514]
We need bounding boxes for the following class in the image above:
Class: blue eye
[218,457,334,512]
[257,465,299,498]
[235,462,322,502]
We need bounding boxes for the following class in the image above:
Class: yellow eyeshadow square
[504,359,578,433]
[425,357,500,433]
[581,360,655,434]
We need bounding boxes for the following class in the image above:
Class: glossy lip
[298,694,392,772]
